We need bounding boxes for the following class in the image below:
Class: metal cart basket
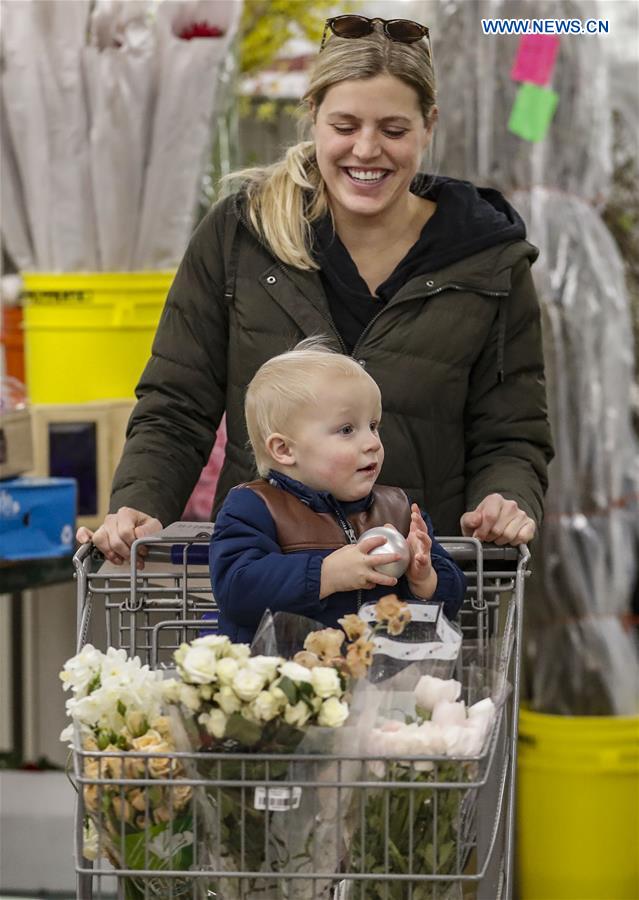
[71,526,529,900]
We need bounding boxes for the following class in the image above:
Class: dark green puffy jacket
[110,192,553,535]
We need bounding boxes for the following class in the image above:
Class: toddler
[209,341,466,643]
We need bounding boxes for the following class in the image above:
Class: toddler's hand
[406,504,438,599]
[320,536,402,599]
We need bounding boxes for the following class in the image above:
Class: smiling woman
[78,17,553,572]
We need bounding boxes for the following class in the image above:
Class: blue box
[0,477,77,561]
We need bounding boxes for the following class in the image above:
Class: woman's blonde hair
[245,337,379,476]
[225,29,437,270]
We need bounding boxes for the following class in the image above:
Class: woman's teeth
[346,169,387,182]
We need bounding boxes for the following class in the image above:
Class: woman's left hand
[460,493,536,546]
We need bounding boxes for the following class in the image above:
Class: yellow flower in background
[240,0,344,75]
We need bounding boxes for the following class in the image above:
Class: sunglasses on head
[320,14,430,51]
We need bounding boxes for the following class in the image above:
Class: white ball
[358,526,410,578]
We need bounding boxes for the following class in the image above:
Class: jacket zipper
[352,283,509,358]
[243,195,509,361]
[326,499,366,611]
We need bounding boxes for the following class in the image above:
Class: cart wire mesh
[72,533,529,900]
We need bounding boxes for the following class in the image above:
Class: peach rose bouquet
[60,645,194,900]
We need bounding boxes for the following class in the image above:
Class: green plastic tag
[508,82,559,142]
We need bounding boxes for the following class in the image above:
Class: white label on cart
[254,786,302,811]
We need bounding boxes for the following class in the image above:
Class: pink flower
[431,700,467,727]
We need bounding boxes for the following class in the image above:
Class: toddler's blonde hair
[245,338,379,476]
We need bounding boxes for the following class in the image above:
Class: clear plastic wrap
[83,1,156,271]
[0,0,241,272]
[428,0,639,714]
[513,187,639,715]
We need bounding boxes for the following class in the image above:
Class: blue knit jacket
[209,471,467,643]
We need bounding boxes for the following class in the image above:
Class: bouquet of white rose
[167,600,413,899]
[60,645,195,900]
[166,632,351,899]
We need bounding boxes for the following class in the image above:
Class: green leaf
[123,814,194,872]
[117,700,127,718]
[87,673,101,694]
[387,838,407,872]
[277,676,298,705]
[224,713,262,748]
[424,842,435,870]
[439,840,454,869]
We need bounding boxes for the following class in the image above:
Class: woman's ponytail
[224,141,329,270]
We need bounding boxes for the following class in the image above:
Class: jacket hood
[360,174,529,298]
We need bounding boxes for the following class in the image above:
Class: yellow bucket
[22,271,174,403]
[517,708,639,900]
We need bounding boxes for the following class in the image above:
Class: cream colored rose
[310,666,342,699]
[149,716,172,741]
[246,655,282,682]
[227,643,251,661]
[269,685,288,705]
[284,700,311,728]
[178,683,201,712]
[192,634,231,653]
[214,685,242,715]
[170,783,193,810]
[131,730,172,779]
[199,708,227,739]
[111,795,133,823]
[232,668,266,702]
[250,691,279,722]
[178,645,218,684]
[318,697,349,728]
[129,788,147,812]
[216,657,240,685]
[279,661,312,683]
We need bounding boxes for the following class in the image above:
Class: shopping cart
[71,525,529,900]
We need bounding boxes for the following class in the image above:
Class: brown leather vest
[241,480,411,553]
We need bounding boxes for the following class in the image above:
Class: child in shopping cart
[208,340,466,643]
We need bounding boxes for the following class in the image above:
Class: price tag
[253,786,302,811]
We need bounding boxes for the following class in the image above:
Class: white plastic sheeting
[514,188,639,715]
[432,0,639,714]
[0,0,242,272]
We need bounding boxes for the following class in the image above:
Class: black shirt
[311,173,526,353]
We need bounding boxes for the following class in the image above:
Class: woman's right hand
[76,506,163,567]
[319,536,402,599]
